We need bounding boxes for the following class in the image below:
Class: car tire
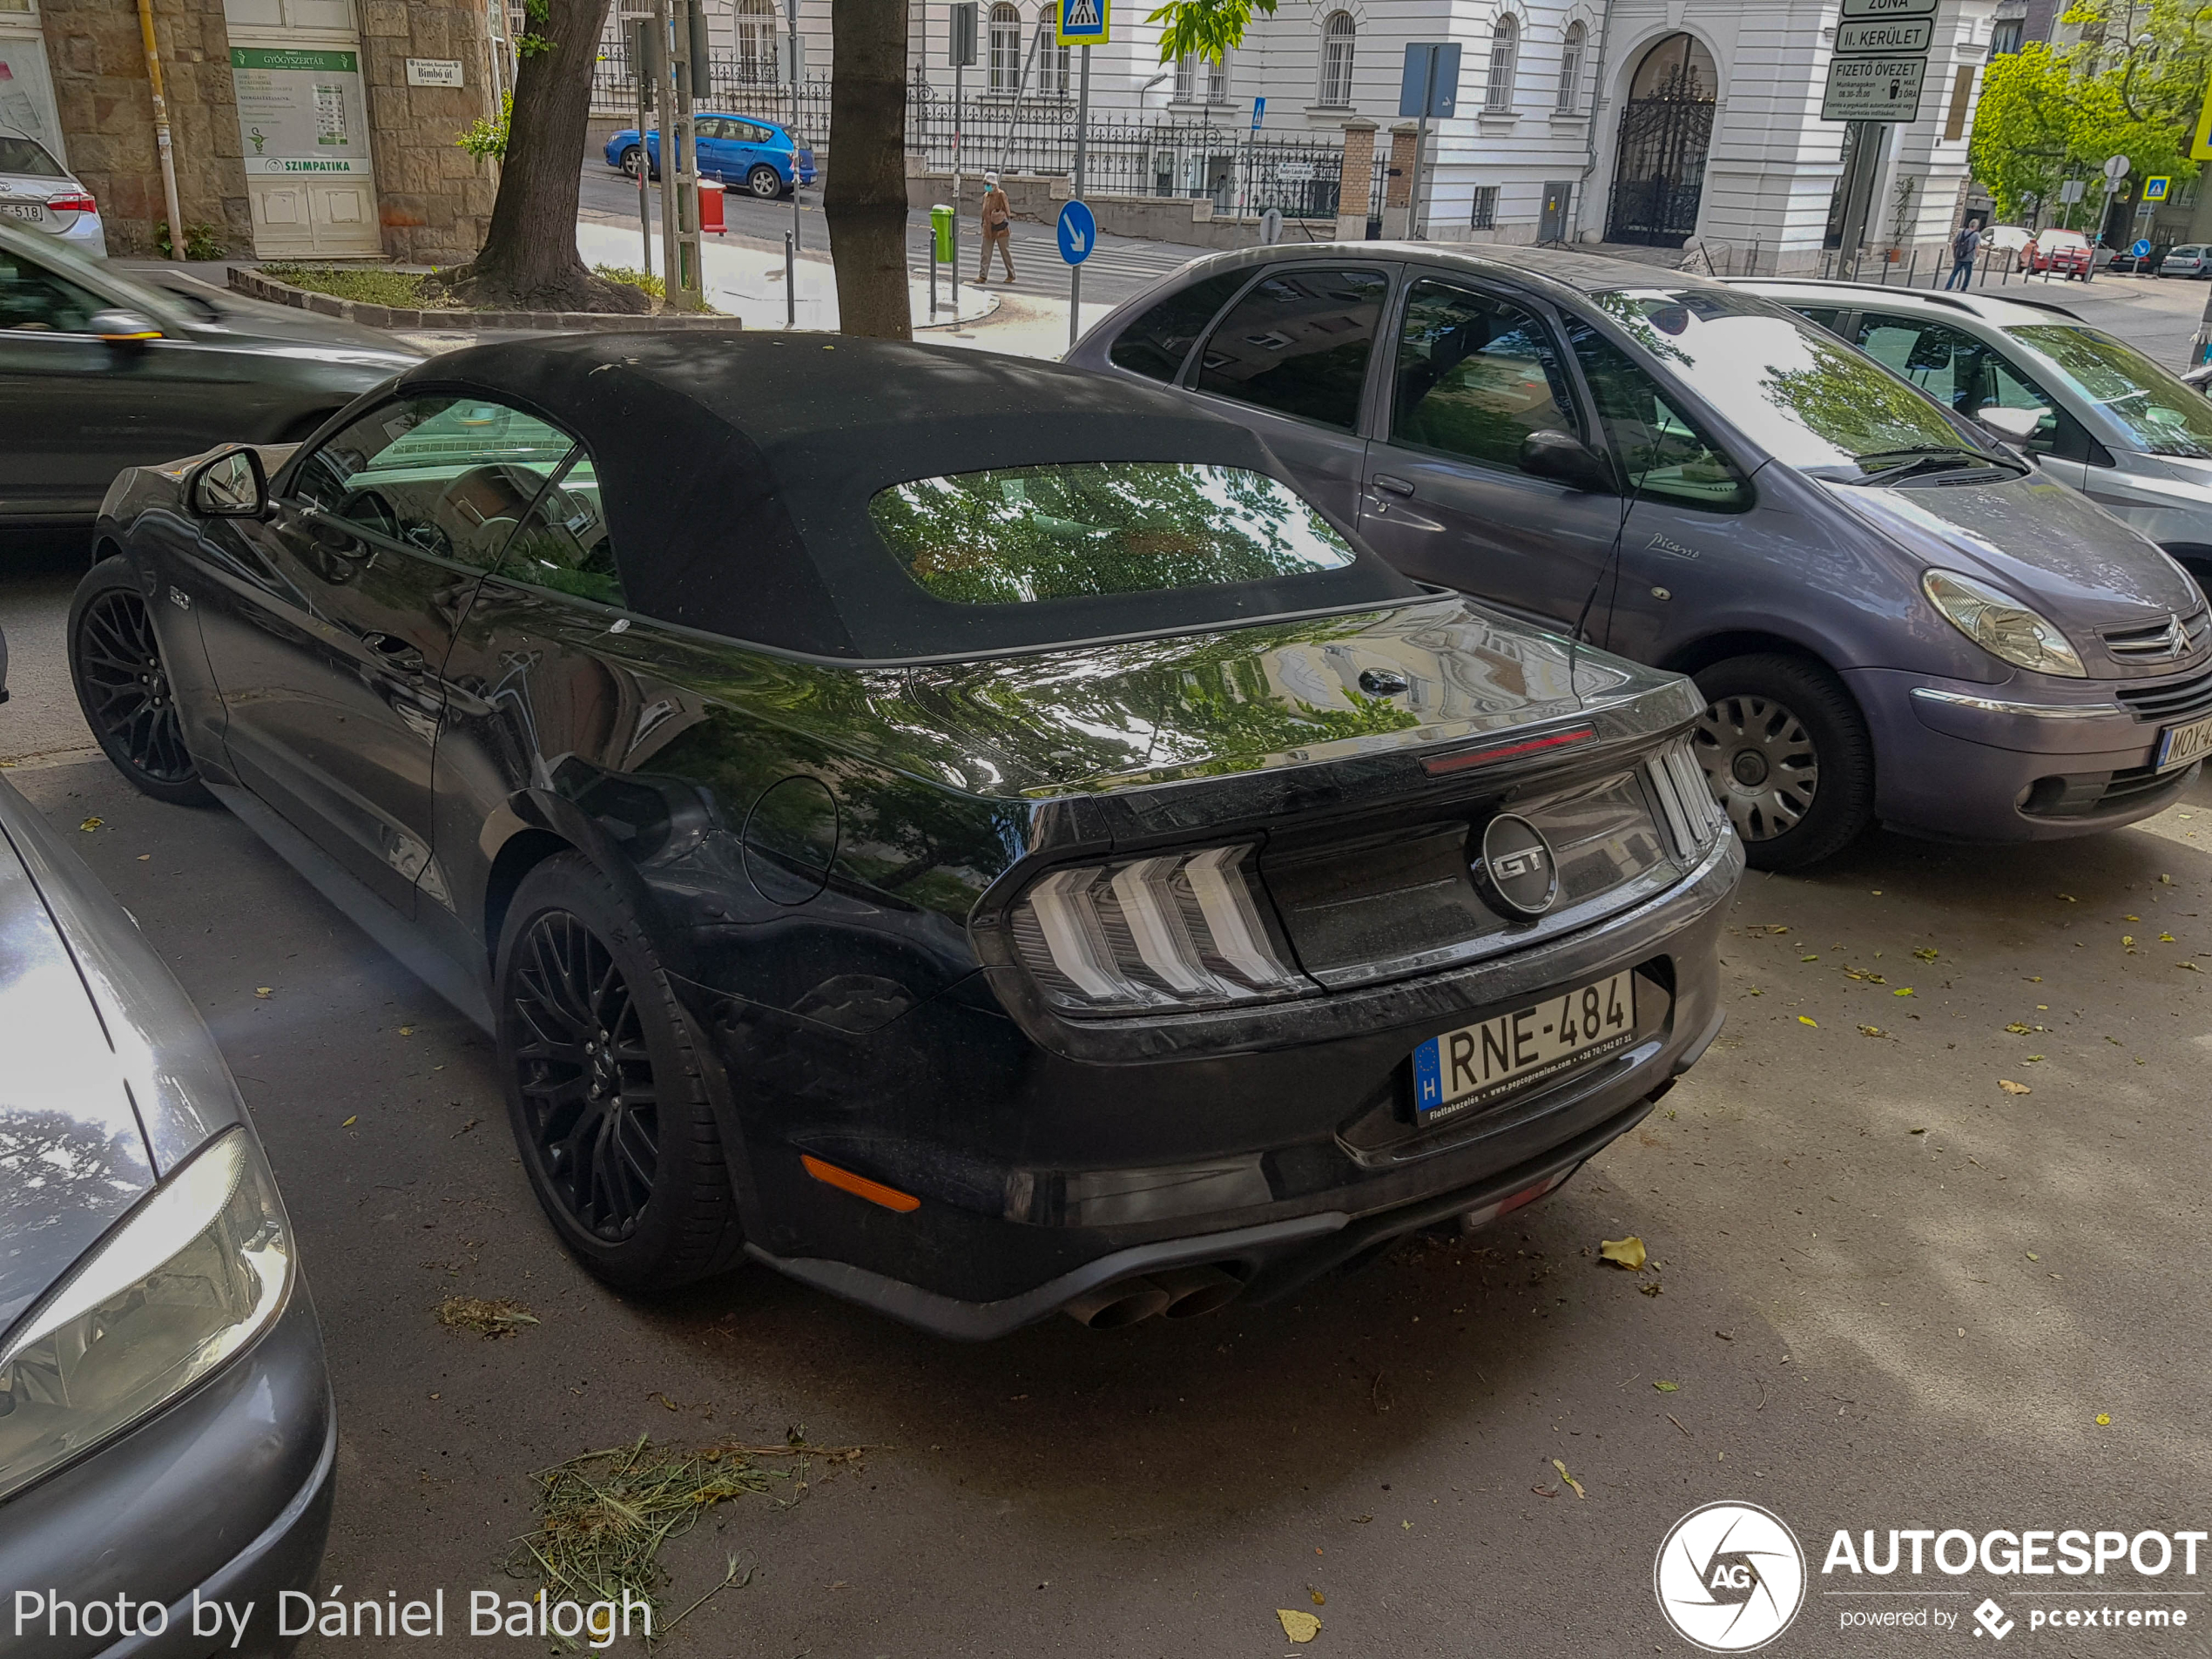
[68,556,214,807]
[495,852,745,1293]
[746,164,783,200]
[1689,653,1874,873]
[617,145,642,178]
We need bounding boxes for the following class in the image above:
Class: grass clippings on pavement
[435,1295,540,1339]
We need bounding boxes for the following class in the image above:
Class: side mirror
[187,447,269,518]
[1520,428,1615,493]
[1975,405,2044,444]
[86,308,163,344]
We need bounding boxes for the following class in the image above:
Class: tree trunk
[443,0,647,314]
[826,0,912,338]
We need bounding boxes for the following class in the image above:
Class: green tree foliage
[1150,0,1273,65]
[1969,0,2212,222]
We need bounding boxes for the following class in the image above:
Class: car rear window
[867,462,1355,605]
[0,138,65,179]
[1108,270,1250,382]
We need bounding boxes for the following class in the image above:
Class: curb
[226,266,741,333]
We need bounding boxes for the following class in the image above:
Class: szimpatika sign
[229,47,371,176]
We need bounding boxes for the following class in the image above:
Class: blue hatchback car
[1071,245,2212,871]
[604,115,814,199]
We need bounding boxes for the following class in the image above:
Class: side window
[288,396,580,570]
[1193,266,1391,431]
[1855,314,1985,413]
[496,453,625,608]
[1791,306,1844,334]
[1107,269,1250,382]
[0,246,105,333]
[1565,322,1752,511]
[1390,279,1580,473]
[1983,348,2106,464]
[693,117,730,139]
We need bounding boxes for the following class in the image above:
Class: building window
[1471,184,1500,228]
[1177,51,1228,102]
[1988,17,2023,56]
[732,0,777,83]
[1033,17,1069,93]
[1487,14,1519,111]
[1318,11,1356,108]
[1556,21,1584,112]
[988,3,1022,93]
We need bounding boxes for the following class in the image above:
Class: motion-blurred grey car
[0,629,332,1656]
[0,219,416,529]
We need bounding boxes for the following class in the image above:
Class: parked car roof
[1723,277,2083,327]
[401,332,1420,661]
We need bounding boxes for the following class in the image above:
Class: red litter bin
[698,179,725,234]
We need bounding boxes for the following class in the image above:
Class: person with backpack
[1946,219,1983,289]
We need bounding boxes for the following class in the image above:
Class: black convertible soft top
[397,332,1415,661]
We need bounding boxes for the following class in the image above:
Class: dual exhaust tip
[1061,1263,1244,1329]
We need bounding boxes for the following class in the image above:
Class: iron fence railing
[589,55,1349,217]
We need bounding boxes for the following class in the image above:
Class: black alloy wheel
[69,558,212,806]
[1690,653,1874,873]
[509,910,659,1242]
[496,853,744,1291]
[746,164,783,200]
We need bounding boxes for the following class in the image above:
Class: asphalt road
[4,560,2211,1655]
[576,160,1210,308]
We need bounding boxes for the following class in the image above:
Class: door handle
[1372,474,1416,497]
[362,632,427,672]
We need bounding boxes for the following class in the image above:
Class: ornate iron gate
[1605,66,1714,247]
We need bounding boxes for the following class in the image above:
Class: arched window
[1318,10,1356,108]
[1486,13,1519,111]
[1555,20,1584,113]
[988,2,1022,93]
[732,0,777,84]
[1034,14,1070,95]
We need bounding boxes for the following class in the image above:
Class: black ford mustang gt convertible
[73,334,1741,1337]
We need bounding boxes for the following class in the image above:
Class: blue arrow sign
[2134,238,2153,257]
[1057,199,1096,265]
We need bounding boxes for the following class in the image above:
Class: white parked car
[0,132,105,257]
[1737,278,2212,597]
[2161,245,2212,279]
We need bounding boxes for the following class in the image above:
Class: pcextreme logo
[1655,1502,1809,1652]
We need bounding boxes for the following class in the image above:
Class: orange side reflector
[801,1155,920,1213]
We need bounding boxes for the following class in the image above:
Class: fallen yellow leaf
[2026,1252,2040,1262]
[1552,1458,1586,1499]
[1599,1236,1647,1271]
[1858,1024,1884,1036]
[255,987,273,998]
[1310,1590,1325,1606]
[1912,947,1939,961]
[1797,1015,1818,1028]
[2161,933,2176,943]
[2005,1022,2034,1035]
[341,1115,356,1127]
[1655,1380,1680,1393]
[78,817,102,833]
[1801,954,1820,962]
[2000,1079,2032,1096]
[2095,1413,2111,1426]
[399,1026,414,1036]
[1892,988,1915,997]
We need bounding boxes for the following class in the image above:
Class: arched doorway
[1605,33,1717,247]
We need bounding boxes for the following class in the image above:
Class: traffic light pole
[1069,44,1089,351]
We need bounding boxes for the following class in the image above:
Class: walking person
[1946,219,1983,290]
[977,173,1016,284]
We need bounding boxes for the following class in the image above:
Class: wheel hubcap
[1693,694,1819,843]
[509,913,658,1242]
[77,590,193,783]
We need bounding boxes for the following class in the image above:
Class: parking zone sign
[1057,0,1108,46]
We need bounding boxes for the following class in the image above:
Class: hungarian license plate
[1412,971,1638,1123]
[0,204,43,222]
[2156,712,2212,771]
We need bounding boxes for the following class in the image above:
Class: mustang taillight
[1644,736,1727,861]
[1008,845,1305,1014]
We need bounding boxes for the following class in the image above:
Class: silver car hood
[0,780,244,1339]
[1820,470,2202,626]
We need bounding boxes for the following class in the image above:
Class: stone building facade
[7,0,499,259]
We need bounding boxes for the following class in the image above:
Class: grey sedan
[0,631,332,1656]
[0,219,417,529]
[1070,246,2209,870]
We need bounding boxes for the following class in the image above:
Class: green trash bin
[929,204,954,263]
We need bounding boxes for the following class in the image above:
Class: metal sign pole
[651,0,679,300]
[789,0,803,251]
[1411,49,1437,239]
[1069,43,1090,350]
[634,17,654,275]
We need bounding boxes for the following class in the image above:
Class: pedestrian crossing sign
[1057,0,1108,46]
[2145,175,2171,201]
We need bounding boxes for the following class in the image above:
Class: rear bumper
[0,1291,334,1659]
[1849,665,2200,841]
[718,833,1740,1337]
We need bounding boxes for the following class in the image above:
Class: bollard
[785,230,796,330]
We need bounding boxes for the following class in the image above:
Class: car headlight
[1922,569,2087,678]
[1007,844,1307,1015]
[0,1127,292,1502]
